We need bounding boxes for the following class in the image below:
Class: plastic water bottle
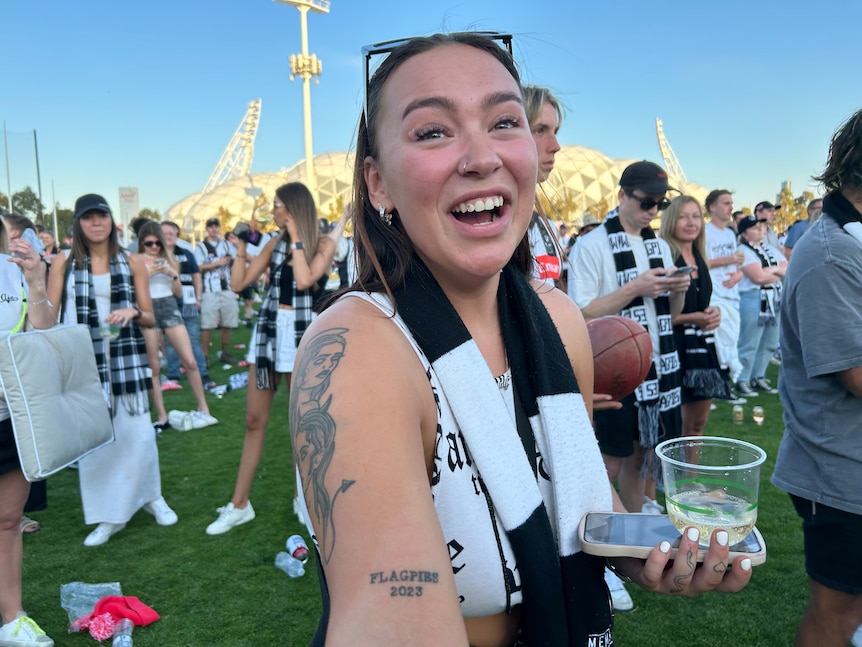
[112,618,133,646]
[275,551,305,578]
[286,534,310,564]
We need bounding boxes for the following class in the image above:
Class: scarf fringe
[683,368,731,400]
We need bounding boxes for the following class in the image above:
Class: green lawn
[21,328,805,647]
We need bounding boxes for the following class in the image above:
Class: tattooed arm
[539,285,753,596]
[290,298,469,646]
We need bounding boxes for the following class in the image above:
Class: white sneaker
[852,624,862,647]
[293,497,305,524]
[0,613,54,646]
[143,496,178,526]
[83,522,126,547]
[190,411,219,429]
[206,502,255,535]
[603,568,634,612]
[642,496,665,514]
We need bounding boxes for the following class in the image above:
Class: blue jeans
[165,311,209,382]
[737,289,779,382]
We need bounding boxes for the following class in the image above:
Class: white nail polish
[659,541,671,553]
[741,558,752,571]
[687,527,699,542]
[716,531,729,547]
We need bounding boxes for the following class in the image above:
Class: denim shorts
[791,494,862,594]
[152,296,184,330]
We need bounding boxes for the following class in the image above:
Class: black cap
[205,217,220,227]
[754,201,781,212]
[619,160,670,194]
[737,215,767,235]
[74,194,112,219]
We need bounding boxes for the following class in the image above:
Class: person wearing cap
[234,215,271,327]
[704,189,747,403]
[783,198,823,260]
[47,194,177,548]
[754,200,782,250]
[734,214,787,397]
[0,214,57,646]
[194,218,238,366]
[771,107,862,647]
[570,160,689,525]
[579,212,600,236]
[523,85,564,290]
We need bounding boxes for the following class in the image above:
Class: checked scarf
[253,235,313,389]
[675,250,731,401]
[69,254,150,417]
[391,258,613,646]
[603,209,682,450]
[740,241,783,326]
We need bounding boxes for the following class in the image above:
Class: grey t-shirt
[772,214,862,515]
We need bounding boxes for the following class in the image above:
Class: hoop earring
[378,204,392,226]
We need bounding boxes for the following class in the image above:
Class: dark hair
[348,32,531,302]
[814,108,862,192]
[275,182,319,265]
[138,220,179,272]
[161,220,180,233]
[71,210,122,265]
[3,212,35,234]
[131,216,153,236]
[704,189,732,212]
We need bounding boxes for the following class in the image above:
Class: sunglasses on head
[361,31,514,118]
[626,191,671,212]
[142,240,162,248]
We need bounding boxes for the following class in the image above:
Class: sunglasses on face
[361,31,514,118]
[142,240,162,249]
[626,191,671,212]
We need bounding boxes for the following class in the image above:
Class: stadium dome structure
[164,146,708,239]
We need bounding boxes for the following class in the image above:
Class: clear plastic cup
[655,436,766,546]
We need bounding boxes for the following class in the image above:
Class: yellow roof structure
[164,146,708,238]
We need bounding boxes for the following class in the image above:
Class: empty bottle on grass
[286,534,310,563]
[275,551,305,578]
[112,618,133,646]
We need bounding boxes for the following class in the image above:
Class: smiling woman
[289,31,752,647]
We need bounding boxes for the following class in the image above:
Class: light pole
[274,0,329,203]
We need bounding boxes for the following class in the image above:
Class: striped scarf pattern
[741,241,783,326]
[254,235,288,390]
[71,254,150,417]
[393,258,614,646]
[603,210,682,449]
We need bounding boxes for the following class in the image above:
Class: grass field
[19,317,805,646]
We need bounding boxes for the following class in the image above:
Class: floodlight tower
[274,0,330,200]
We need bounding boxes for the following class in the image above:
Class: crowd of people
[0,29,859,647]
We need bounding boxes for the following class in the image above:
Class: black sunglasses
[142,240,162,248]
[361,31,514,118]
[626,191,671,212]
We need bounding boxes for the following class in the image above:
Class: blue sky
[2,0,860,215]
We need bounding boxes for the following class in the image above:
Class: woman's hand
[106,307,139,327]
[592,393,623,412]
[700,307,722,332]
[7,239,45,281]
[610,526,752,597]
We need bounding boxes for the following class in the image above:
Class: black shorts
[239,284,255,300]
[593,393,639,457]
[791,494,862,594]
[0,417,21,476]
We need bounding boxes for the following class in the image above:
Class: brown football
[586,315,653,401]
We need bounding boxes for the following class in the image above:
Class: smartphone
[15,228,45,258]
[668,265,695,276]
[578,512,766,566]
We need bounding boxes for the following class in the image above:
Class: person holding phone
[135,221,216,431]
[0,216,56,646]
[290,33,751,647]
[660,196,728,441]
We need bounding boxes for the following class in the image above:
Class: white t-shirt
[737,242,784,293]
[570,224,674,361]
[0,257,27,420]
[705,221,740,301]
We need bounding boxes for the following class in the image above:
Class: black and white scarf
[393,258,613,646]
[69,254,150,417]
[676,251,731,401]
[253,234,313,389]
[603,209,682,448]
[822,191,862,245]
[741,241,782,326]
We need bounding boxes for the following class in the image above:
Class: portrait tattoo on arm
[290,327,355,564]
